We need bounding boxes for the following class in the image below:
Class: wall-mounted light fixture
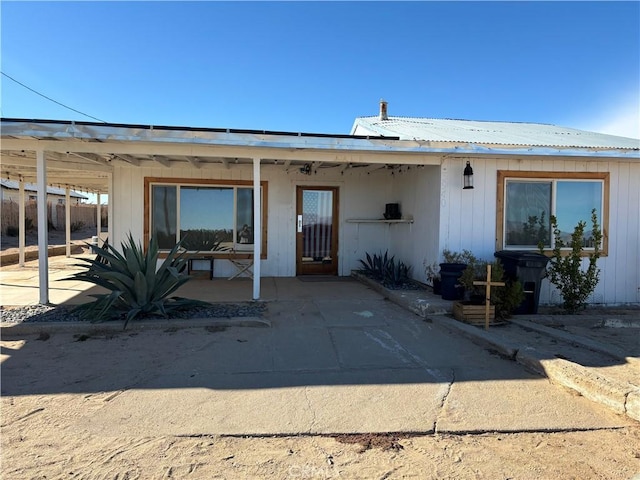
[300,163,312,175]
[463,161,474,189]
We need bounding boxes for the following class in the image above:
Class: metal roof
[351,116,640,150]
[0,179,88,198]
[2,117,638,195]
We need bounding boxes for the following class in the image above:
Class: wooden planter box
[453,301,497,326]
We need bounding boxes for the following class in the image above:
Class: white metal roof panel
[352,116,640,150]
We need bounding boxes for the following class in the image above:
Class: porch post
[36,149,49,304]
[252,157,261,300]
[96,192,102,246]
[65,187,71,257]
[108,173,113,248]
[18,178,25,267]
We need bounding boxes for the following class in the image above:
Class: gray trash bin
[494,251,550,314]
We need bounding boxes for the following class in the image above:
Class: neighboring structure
[0,179,87,204]
[1,106,638,305]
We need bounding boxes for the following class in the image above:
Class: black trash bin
[439,263,467,300]
[494,251,550,314]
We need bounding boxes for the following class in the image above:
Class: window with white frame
[497,171,608,254]
[147,179,265,255]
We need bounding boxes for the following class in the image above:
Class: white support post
[18,179,25,267]
[96,192,102,245]
[36,150,49,304]
[108,173,113,248]
[252,157,261,300]
[65,187,71,257]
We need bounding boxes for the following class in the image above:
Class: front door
[296,186,339,275]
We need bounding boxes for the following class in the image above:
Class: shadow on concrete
[1,277,634,398]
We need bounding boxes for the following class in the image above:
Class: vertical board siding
[439,157,639,306]
[112,156,638,304]
[389,165,440,283]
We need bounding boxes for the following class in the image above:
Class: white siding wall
[111,162,430,278]
[388,165,441,283]
[438,157,640,305]
[111,156,639,304]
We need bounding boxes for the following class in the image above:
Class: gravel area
[0,302,266,324]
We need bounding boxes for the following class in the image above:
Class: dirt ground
[1,390,639,479]
[0,225,98,256]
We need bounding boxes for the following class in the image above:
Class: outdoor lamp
[463,161,474,189]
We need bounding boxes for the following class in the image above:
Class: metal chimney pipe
[379,99,388,121]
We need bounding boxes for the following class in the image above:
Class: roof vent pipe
[379,99,388,121]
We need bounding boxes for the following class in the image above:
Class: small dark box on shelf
[384,203,401,220]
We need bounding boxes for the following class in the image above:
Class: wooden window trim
[144,177,268,259]
[496,171,609,257]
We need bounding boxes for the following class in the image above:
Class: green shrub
[70,233,208,328]
[541,209,602,313]
[442,249,476,264]
[70,220,85,232]
[6,218,35,236]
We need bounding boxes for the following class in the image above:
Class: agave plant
[358,250,393,280]
[383,258,412,288]
[70,234,207,328]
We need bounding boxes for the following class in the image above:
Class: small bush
[442,249,476,265]
[541,209,602,313]
[70,221,85,232]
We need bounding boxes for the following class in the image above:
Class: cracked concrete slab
[77,369,453,436]
[2,277,635,437]
[436,368,628,433]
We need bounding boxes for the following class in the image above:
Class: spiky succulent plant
[70,234,207,328]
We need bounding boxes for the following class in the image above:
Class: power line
[1,71,107,123]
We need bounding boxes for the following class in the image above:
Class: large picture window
[497,171,608,254]
[145,178,267,257]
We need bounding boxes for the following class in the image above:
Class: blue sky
[1,1,639,140]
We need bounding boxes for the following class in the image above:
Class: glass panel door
[296,186,338,275]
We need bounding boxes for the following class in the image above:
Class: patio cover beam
[1,153,113,173]
[1,139,440,166]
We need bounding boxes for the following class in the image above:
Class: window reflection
[179,187,234,251]
[505,182,551,247]
[505,179,603,249]
[236,188,254,248]
[556,181,602,247]
[152,185,177,249]
[150,184,259,253]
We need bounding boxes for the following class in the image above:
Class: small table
[187,257,214,280]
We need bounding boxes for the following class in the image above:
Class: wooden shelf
[346,218,414,224]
